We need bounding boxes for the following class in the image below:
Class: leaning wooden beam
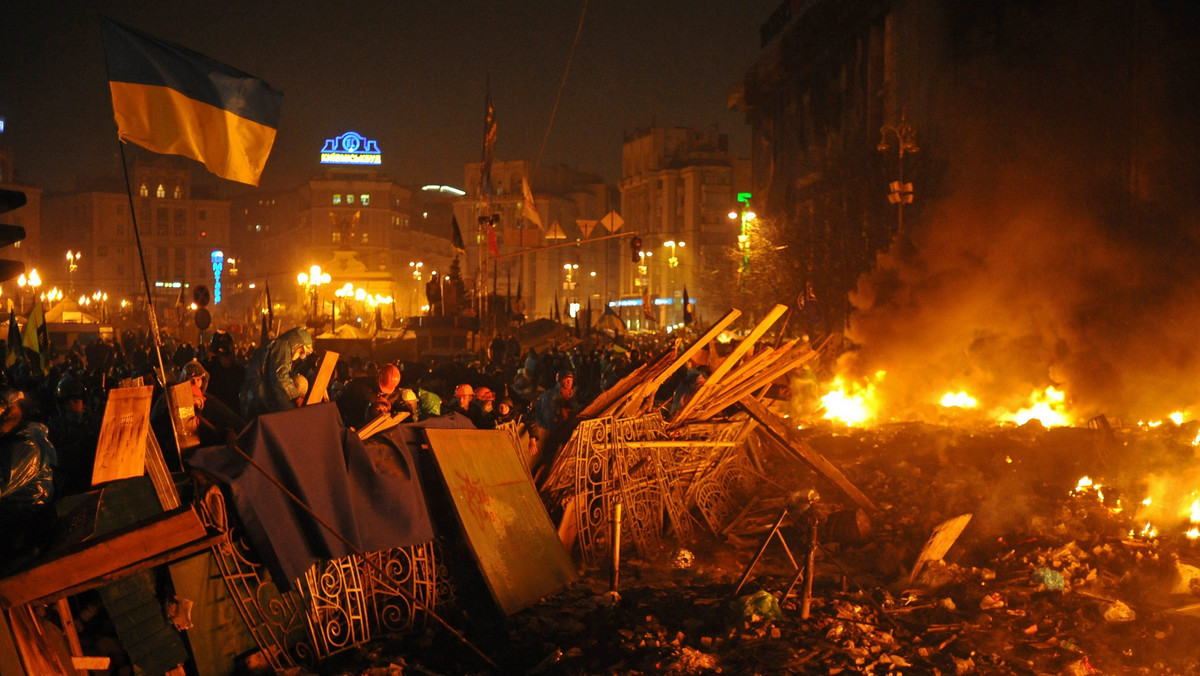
[682,341,797,421]
[692,347,819,421]
[580,349,673,419]
[0,507,209,609]
[739,396,878,513]
[673,305,788,422]
[639,309,743,399]
[357,410,410,439]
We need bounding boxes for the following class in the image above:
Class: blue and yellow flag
[101,18,283,186]
[21,301,48,372]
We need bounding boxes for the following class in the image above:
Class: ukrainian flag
[101,18,283,186]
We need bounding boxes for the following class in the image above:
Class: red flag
[487,222,499,257]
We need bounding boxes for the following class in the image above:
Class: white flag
[522,176,543,228]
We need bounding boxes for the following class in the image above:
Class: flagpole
[115,141,184,467]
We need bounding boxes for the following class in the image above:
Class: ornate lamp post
[729,194,755,292]
[877,111,919,236]
[297,264,330,322]
[66,250,81,296]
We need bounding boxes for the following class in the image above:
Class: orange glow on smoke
[821,372,885,427]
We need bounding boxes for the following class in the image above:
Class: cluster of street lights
[297,264,331,318]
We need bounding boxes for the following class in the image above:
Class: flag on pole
[486,222,499,257]
[22,300,48,371]
[480,90,497,198]
[6,306,21,368]
[682,287,693,325]
[451,216,467,256]
[521,176,542,228]
[101,18,283,186]
[641,287,657,324]
[553,291,561,323]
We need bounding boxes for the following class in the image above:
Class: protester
[239,327,314,417]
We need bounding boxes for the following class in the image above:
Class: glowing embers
[1187,499,1200,540]
[998,386,1072,428]
[820,371,885,427]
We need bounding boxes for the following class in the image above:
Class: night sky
[1,1,780,195]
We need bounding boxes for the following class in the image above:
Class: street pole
[878,111,919,237]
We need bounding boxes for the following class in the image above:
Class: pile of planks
[539,305,878,565]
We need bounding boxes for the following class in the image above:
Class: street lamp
[28,269,41,307]
[729,196,755,291]
[878,111,919,236]
[66,250,81,295]
[297,264,331,320]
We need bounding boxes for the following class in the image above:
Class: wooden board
[909,514,973,583]
[740,396,878,513]
[167,381,200,453]
[424,428,577,615]
[0,508,208,609]
[92,386,154,485]
[305,350,339,405]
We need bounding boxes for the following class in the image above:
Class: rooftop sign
[320,131,381,165]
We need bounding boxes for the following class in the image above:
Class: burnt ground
[305,421,1200,675]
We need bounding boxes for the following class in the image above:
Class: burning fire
[997,387,1072,428]
[939,391,978,409]
[821,372,885,426]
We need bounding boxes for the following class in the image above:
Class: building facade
[41,158,230,307]
[618,127,750,328]
[0,147,43,293]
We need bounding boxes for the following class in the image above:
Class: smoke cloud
[842,3,1200,421]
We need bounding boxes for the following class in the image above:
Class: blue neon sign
[320,131,382,165]
[211,251,224,304]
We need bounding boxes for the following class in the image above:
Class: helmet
[179,360,210,392]
[210,331,234,356]
[56,375,85,402]
[454,384,474,399]
[377,364,401,395]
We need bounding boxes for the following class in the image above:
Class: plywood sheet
[424,428,576,615]
[305,350,339,405]
[92,386,153,485]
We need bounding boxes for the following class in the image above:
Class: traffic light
[0,190,27,283]
[630,236,642,263]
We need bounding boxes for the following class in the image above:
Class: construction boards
[424,428,576,615]
[305,350,339,405]
[92,385,154,485]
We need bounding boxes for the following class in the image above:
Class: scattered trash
[1102,600,1136,623]
[672,548,695,569]
[1171,561,1200,595]
[731,590,784,623]
[979,593,1006,610]
[1031,566,1066,591]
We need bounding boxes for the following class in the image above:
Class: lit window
[333,194,342,205]
[156,184,166,198]
[332,232,342,243]
[361,231,369,244]
[361,194,370,206]
[139,184,148,197]
[347,194,355,204]
[173,185,182,199]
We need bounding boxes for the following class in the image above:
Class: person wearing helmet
[448,383,474,421]
[203,330,245,414]
[337,362,402,429]
[468,385,498,429]
[239,327,314,417]
[47,374,100,497]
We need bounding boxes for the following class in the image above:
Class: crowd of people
[0,322,691,571]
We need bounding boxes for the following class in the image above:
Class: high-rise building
[619,127,749,327]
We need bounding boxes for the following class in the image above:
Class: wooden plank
[72,657,110,670]
[356,410,409,439]
[54,600,83,672]
[305,350,339,405]
[7,606,71,675]
[92,386,154,486]
[424,428,577,616]
[674,305,787,422]
[739,396,877,513]
[682,341,793,419]
[167,381,200,453]
[640,309,743,397]
[143,433,181,511]
[909,514,972,583]
[692,347,818,420]
[0,508,208,609]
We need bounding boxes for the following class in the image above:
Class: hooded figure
[0,388,58,569]
[240,327,314,417]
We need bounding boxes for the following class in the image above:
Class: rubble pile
[324,419,1200,675]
